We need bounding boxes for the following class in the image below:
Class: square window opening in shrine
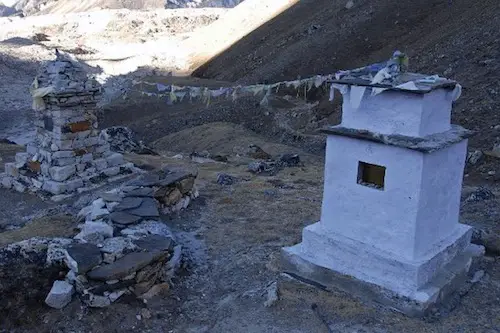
[357,161,386,190]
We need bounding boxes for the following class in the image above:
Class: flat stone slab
[66,243,103,274]
[100,191,123,202]
[87,251,165,281]
[127,170,194,187]
[133,235,173,252]
[109,211,142,225]
[125,198,159,218]
[114,197,143,211]
[100,237,137,254]
[124,187,154,197]
[320,125,474,153]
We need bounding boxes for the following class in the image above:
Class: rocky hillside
[0,0,244,16]
[194,0,500,151]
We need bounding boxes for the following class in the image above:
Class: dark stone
[114,197,143,211]
[43,116,53,131]
[279,154,301,167]
[124,187,154,197]
[127,170,194,188]
[88,279,135,295]
[126,198,159,218]
[109,211,142,225]
[217,173,237,185]
[127,174,161,187]
[66,243,102,274]
[101,192,123,202]
[87,251,166,281]
[133,235,173,252]
[465,187,495,202]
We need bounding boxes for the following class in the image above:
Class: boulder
[65,243,103,274]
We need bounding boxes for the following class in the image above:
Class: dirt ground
[0,129,499,332]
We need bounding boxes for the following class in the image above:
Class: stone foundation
[0,51,136,199]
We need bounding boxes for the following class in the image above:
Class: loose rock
[65,243,103,274]
[45,280,74,309]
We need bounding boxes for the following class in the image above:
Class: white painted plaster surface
[414,139,468,257]
[298,222,471,296]
[320,135,423,259]
[340,87,453,137]
[320,135,468,261]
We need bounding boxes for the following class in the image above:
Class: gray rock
[45,280,74,309]
[90,207,110,221]
[87,251,166,281]
[217,173,237,185]
[46,238,73,266]
[133,235,174,252]
[264,282,278,307]
[165,245,182,275]
[121,220,174,240]
[471,270,485,283]
[109,211,142,225]
[101,191,123,202]
[466,187,495,202]
[279,153,301,167]
[124,187,154,197]
[467,150,483,166]
[75,221,114,241]
[125,198,159,218]
[82,293,111,308]
[65,243,103,273]
[100,237,137,255]
[49,165,76,182]
[114,197,144,211]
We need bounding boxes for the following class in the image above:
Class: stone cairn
[0,51,134,199]
[45,168,198,309]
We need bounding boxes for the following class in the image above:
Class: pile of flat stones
[44,168,198,309]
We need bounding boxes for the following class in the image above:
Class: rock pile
[43,168,198,308]
[0,51,135,200]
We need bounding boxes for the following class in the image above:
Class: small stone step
[109,211,142,225]
[87,251,166,281]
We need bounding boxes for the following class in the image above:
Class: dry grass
[0,214,77,247]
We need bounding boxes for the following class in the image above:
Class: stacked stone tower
[0,51,134,198]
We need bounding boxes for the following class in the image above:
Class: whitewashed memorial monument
[282,54,481,316]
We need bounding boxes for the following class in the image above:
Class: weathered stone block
[42,180,67,195]
[52,150,75,159]
[94,158,108,171]
[12,180,27,193]
[0,174,13,188]
[81,153,93,163]
[4,163,19,178]
[103,166,120,177]
[49,165,76,182]
[53,157,76,167]
[15,152,29,166]
[45,280,74,309]
[66,178,84,192]
[65,243,103,274]
[85,137,99,147]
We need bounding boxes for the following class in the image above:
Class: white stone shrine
[282,73,481,316]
